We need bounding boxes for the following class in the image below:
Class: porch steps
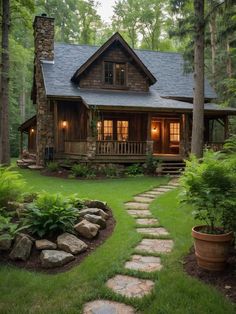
[160,160,185,176]
[17,158,36,169]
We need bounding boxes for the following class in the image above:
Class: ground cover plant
[0,167,235,314]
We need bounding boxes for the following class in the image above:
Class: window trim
[103,61,128,89]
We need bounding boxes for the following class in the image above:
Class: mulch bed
[183,246,236,303]
[0,212,116,275]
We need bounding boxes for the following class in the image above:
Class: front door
[151,118,180,154]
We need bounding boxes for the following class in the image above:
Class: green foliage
[101,164,120,177]
[0,167,25,208]
[180,150,236,233]
[24,192,78,238]
[126,163,143,176]
[143,153,160,174]
[46,161,59,172]
[71,163,95,178]
[67,194,85,209]
[0,210,26,241]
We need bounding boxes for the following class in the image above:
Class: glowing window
[169,123,180,142]
[117,121,129,141]
[104,120,113,140]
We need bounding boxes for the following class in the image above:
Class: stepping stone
[125,202,149,210]
[133,196,153,203]
[138,193,156,199]
[125,255,162,272]
[152,187,172,192]
[135,239,174,254]
[83,300,135,314]
[106,274,155,298]
[159,185,176,189]
[136,218,159,225]
[144,191,163,196]
[127,210,152,217]
[136,227,169,236]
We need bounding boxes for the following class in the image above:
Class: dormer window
[104,62,126,86]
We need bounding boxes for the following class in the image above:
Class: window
[104,62,113,85]
[169,123,180,142]
[103,120,113,140]
[104,62,126,86]
[117,121,129,141]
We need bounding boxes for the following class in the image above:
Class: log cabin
[19,14,236,167]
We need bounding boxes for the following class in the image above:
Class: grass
[0,169,235,314]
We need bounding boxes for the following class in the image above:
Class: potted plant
[180,150,236,271]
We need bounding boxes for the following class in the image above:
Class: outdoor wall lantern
[30,128,35,133]
[62,120,68,129]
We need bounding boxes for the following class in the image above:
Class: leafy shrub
[24,192,78,238]
[0,210,26,241]
[46,161,59,172]
[102,164,119,177]
[68,194,85,209]
[143,154,160,174]
[180,150,236,233]
[71,164,96,178]
[0,167,25,208]
[23,192,38,203]
[126,163,143,176]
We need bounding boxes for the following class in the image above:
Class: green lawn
[0,169,235,314]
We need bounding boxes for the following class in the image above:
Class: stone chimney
[33,14,55,166]
[33,14,54,62]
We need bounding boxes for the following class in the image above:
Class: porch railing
[96,140,147,155]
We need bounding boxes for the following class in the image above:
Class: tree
[191,0,205,157]
[0,0,10,165]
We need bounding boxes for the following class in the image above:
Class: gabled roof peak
[71,32,157,85]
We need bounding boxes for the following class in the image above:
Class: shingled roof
[39,41,236,115]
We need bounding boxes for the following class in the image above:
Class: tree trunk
[226,39,232,78]
[209,12,216,85]
[0,0,10,165]
[191,0,205,158]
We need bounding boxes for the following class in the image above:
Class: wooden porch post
[146,112,153,155]
[223,116,229,140]
[53,100,58,153]
[19,131,23,158]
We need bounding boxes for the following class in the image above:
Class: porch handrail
[96,140,147,155]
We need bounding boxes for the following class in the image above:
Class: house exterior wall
[33,15,55,165]
[79,42,149,92]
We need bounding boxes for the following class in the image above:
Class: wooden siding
[79,42,149,92]
[57,100,88,152]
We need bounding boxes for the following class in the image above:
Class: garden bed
[184,246,236,303]
[0,211,115,274]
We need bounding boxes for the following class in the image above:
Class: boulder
[9,234,33,261]
[74,219,100,239]
[57,233,88,255]
[40,250,75,268]
[35,239,57,250]
[84,214,106,229]
[84,200,108,211]
[79,208,109,220]
[0,236,12,251]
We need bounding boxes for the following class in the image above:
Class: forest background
[0,0,235,157]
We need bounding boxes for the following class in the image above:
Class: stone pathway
[83,179,179,313]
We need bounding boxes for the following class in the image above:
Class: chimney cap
[41,13,47,17]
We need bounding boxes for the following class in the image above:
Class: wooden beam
[54,100,58,153]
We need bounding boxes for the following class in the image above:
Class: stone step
[137,193,157,199]
[124,202,149,210]
[28,165,44,170]
[136,227,169,237]
[136,218,159,225]
[135,239,174,254]
[152,187,172,192]
[125,255,162,273]
[159,185,176,189]
[83,300,135,314]
[106,274,155,298]
[127,210,152,217]
[133,196,153,204]
[144,191,163,196]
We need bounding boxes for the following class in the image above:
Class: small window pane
[104,62,113,85]
[170,123,180,142]
[97,121,102,140]
[104,120,113,140]
[115,63,126,86]
[117,120,129,141]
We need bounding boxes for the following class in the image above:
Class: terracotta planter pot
[192,225,234,271]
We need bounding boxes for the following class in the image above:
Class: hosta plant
[24,192,79,238]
